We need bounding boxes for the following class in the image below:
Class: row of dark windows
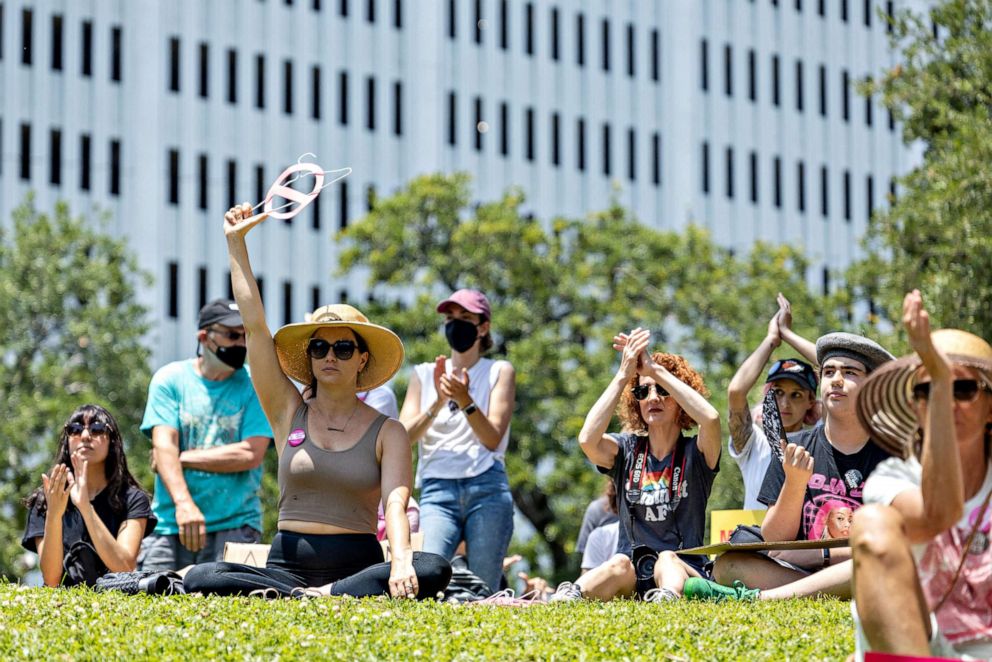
[700,142,894,222]
[760,0,895,31]
[267,0,401,29]
[447,1,662,81]
[165,40,402,133]
[1,119,120,194]
[165,149,380,234]
[446,93,662,185]
[700,42,895,130]
[5,7,122,81]
[167,260,346,326]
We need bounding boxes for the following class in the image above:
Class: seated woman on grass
[183,203,450,599]
[850,290,992,660]
[550,327,722,602]
[23,404,155,587]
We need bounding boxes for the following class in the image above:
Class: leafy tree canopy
[855,0,992,340]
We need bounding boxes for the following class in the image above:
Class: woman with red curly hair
[550,327,722,602]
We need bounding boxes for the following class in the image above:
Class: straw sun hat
[856,329,992,459]
[272,304,404,391]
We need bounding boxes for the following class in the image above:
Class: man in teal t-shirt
[139,299,273,571]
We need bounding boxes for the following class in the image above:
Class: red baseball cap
[436,289,491,319]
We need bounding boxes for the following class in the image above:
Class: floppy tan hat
[856,329,992,459]
[272,304,404,390]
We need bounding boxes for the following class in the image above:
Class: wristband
[821,547,831,568]
[462,403,479,416]
[424,409,435,419]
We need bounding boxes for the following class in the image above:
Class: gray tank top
[278,404,387,532]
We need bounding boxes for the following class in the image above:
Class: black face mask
[211,344,247,370]
[444,319,479,353]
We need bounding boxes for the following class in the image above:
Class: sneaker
[549,581,583,603]
[642,587,679,602]
[682,578,759,602]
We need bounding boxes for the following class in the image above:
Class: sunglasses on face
[307,338,359,361]
[912,379,991,402]
[632,383,670,401]
[66,421,109,437]
[209,327,246,342]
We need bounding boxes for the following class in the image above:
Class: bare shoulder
[379,417,410,443]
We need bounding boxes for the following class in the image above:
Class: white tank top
[415,357,511,482]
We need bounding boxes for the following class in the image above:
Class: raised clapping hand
[440,366,472,409]
[68,451,90,508]
[766,304,782,348]
[780,439,814,483]
[902,289,949,377]
[41,463,72,519]
[776,292,793,332]
[613,327,652,379]
[224,201,267,238]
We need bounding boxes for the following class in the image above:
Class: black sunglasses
[912,379,991,402]
[209,327,246,342]
[307,338,359,361]
[66,421,109,437]
[632,383,670,401]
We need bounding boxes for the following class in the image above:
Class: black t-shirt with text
[22,483,156,585]
[757,423,890,540]
[600,432,718,573]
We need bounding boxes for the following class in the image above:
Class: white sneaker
[549,581,583,603]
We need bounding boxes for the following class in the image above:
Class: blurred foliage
[852,0,992,345]
[340,173,843,581]
[0,197,152,578]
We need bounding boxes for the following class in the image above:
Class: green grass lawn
[0,583,853,660]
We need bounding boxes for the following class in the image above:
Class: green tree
[340,174,839,579]
[854,0,992,339]
[0,197,152,578]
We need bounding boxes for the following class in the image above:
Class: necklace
[323,399,360,432]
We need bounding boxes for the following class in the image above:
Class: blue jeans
[418,463,514,592]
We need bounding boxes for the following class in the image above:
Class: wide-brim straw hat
[856,329,992,459]
[272,304,404,391]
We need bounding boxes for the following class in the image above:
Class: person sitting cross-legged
[550,327,723,602]
[182,203,451,599]
[685,332,895,602]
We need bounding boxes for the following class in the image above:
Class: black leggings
[183,531,451,599]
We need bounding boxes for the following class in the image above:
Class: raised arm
[776,293,818,366]
[577,329,650,469]
[639,349,722,470]
[68,455,146,572]
[727,310,781,453]
[224,203,302,444]
[889,290,960,542]
[36,464,71,586]
[399,359,445,444]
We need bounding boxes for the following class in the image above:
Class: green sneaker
[683,578,760,602]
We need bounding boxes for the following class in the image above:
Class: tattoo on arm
[729,406,753,454]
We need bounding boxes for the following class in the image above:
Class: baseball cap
[197,299,243,329]
[436,289,491,319]
[765,358,818,392]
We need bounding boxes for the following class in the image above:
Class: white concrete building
[1,0,917,365]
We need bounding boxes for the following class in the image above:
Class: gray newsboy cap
[816,332,895,374]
